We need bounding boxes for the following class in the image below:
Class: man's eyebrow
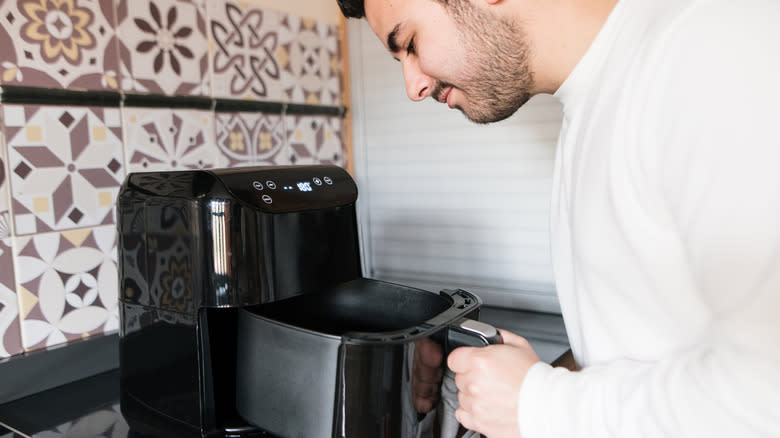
[387,23,401,53]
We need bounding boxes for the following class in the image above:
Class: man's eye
[407,37,416,55]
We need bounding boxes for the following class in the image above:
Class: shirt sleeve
[516,2,780,437]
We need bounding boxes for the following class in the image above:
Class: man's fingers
[449,329,532,372]
[447,345,477,372]
[455,407,477,432]
[446,329,536,437]
[497,328,532,349]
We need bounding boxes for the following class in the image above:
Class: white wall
[348,20,564,313]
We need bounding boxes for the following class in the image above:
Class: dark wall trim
[0,85,348,116]
[0,86,121,107]
[214,99,346,117]
[123,93,213,110]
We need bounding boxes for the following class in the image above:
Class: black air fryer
[117,165,499,438]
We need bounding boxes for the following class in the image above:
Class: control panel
[212,165,358,213]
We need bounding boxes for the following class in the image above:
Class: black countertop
[0,369,127,438]
[0,308,568,438]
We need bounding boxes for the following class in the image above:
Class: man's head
[339,0,535,124]
[337,0,365,19]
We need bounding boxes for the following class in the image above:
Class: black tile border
[0,86,348,117]
[123,93,213,110]
[214,99,346,117]
[0,86,121,107]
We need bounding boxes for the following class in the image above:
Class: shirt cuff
[517,361,566,438]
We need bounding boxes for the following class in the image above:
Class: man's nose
[402,58,434,102]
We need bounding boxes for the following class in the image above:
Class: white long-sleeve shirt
[517,0,780,436]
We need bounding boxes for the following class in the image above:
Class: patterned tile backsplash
[4,105,124,235]
[0,0,121,91]
[215,111,288,166]
[1,128,24,358]
[0,0,344,104]
[285,115,345,167]
[208,0,342,104]
[0,0,347,360]
[123,107,217,171]
[14,225,118,351]
[117,0,210,96]
[277,15,343,106]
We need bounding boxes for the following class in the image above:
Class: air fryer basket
[248,277,453,336]
[235,278,498,438]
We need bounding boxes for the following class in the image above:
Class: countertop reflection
[0,369,129,438]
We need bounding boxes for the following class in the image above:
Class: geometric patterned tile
[208,0,343,105]
[0,128,24,359]
[208,0,285,101]
[123,107,216,171]
[117,0,210,96]
[285,115,346,167]
[214,111,288,167]
[0,0,121,90]
[3,105,124,235]
[14,225,118,352]
[277,15,342,105]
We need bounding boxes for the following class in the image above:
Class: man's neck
[512,0,619,94]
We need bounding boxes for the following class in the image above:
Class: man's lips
[437,87,453,108]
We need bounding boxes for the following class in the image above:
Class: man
[337,0,780,437]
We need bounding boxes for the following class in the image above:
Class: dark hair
[337,0,366,18]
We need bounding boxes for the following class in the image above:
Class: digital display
[296,182,313,192]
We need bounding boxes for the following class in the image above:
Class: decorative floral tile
[208,0,285,101]
[117,0,210,96]
[215,111,287,166]
[285,115,345,167]
[14,225,118,352]
[0,0,120,90]
[3,105,124,236]
[277,15,342,105]
[0,131,24,359]
[123,107,217,172]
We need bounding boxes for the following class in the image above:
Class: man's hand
[447,329,540,438]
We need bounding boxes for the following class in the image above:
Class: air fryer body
[117,166,361,437]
